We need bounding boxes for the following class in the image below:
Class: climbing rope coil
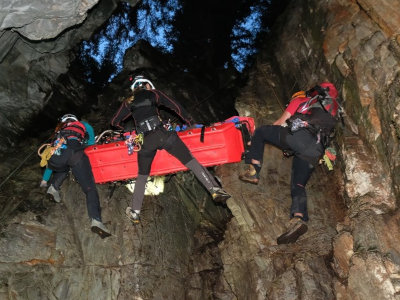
[37,137,66,167]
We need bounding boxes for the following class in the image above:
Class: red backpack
[306,82,339,118]
[60,121,87,141]
[288,82,341,147]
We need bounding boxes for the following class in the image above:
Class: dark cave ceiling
[76,0,290,90]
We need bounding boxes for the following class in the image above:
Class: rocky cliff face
[0,0,124,153]
[0,0,399,299]
[218,0,400,299]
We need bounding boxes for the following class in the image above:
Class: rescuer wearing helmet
[239,82,339,245]
[111,75,231,224]
[46,113,111,238]
[41,114,95,190]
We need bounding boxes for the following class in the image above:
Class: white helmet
[60,114,78,123]
[130,75,155,91]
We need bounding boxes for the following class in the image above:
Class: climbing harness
[136,115,162,133]
[288,118,309,132]
[163,119,188,132]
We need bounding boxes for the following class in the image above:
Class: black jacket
[111,89,192,130]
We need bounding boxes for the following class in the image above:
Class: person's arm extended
[274,96,305,126]
[110,102,132,130]
[42,167,52,181]
[152,90,193,125]
[273,111,291,126]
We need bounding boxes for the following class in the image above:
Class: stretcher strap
[200,126,206,143]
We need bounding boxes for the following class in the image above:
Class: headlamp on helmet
[60,114,78,123]
[130,75,155,91]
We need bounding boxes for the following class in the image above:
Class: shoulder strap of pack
[308,92,338,118]
[307,84,341,118]
[297,95,319,113]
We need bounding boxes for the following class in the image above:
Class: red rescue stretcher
[85,116,255,183]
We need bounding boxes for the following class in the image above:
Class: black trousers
[48,140,101,221]
[246,125,324,221]
[138,127,193,175]
[131,127,218,211]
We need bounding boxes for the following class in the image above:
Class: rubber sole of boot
[125,210,140,225]
[91,226,111,239]
[128,219,140,225]
[213,193,231,203]
[46,193,61,203]
[46,187,61,203]
[238,175,259,185]
[126,215,140,225]
[276,223,308,245]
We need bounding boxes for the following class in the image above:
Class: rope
[0,133,53,190]
[189,78,236,113]
[37,143,51,156]
[259,65,285,112]
[0,149,36,190]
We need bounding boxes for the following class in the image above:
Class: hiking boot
[239,164,259,185]
[125,207,140,225]
[277,217,308,245]
[47,185,61,203]
[90,219,111,238]
[211,187,231,203]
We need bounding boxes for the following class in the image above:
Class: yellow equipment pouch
[39,145,55,167]
[322,154,333,171]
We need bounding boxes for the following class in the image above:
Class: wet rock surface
[0,0,120,153]
[0,170,231,299]
[0,0,99,40]
[0,0,400,299]
[216,60,344,299]
[215,0,400,299]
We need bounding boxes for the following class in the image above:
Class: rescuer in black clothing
[239,82,339,245]
[47,114,111,238]
[110,76,230,224]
